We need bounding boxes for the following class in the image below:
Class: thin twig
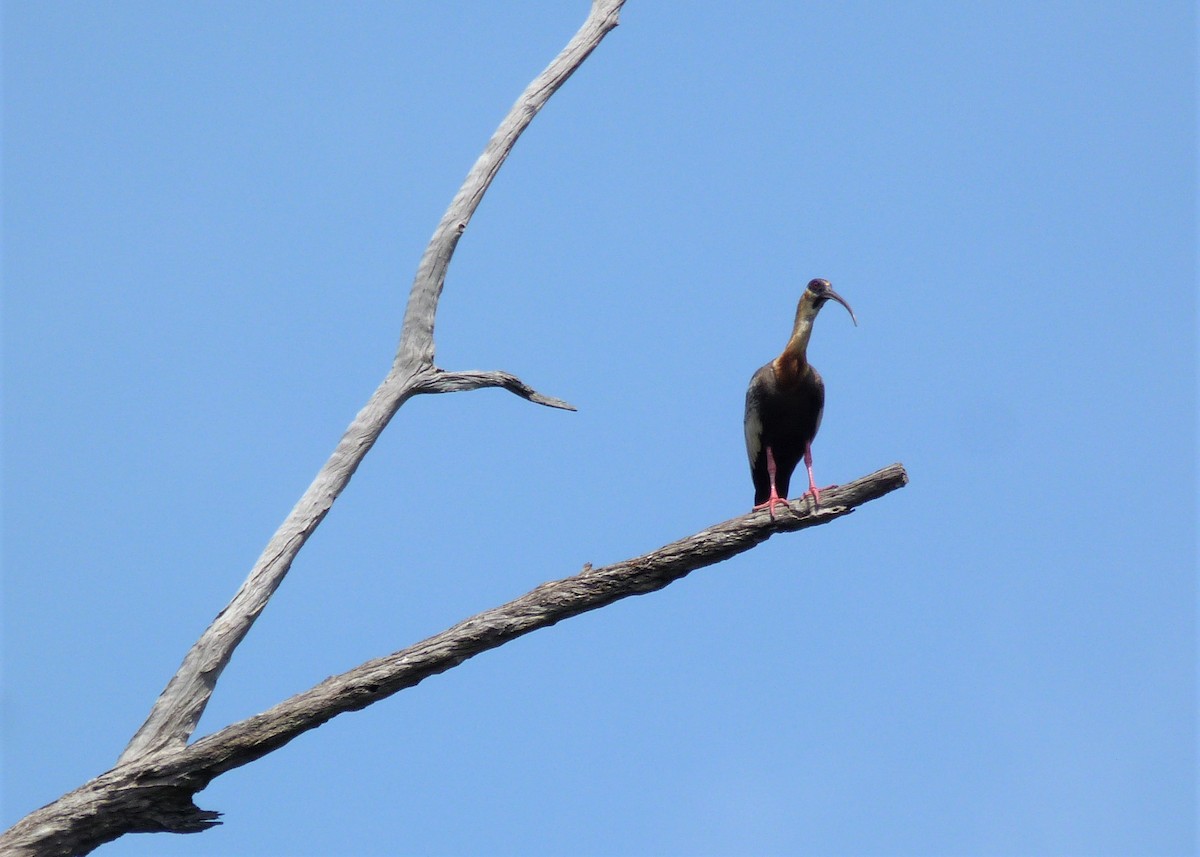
[419,369,578,410]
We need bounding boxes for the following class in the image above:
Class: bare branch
[116,0,623,767]
[187,466,908,780]
[397,0,625,368]
[419,368,578,410]
[0,464,907,857]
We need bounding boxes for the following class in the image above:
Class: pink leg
[752,446,790,520]
[804,443,820,505]
[801,443,838,508]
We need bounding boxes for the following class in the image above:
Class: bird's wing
[743,364,773,467]
[744,405,763,467]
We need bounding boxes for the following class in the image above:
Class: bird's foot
[801,484,839,510]
[753,495,791,521]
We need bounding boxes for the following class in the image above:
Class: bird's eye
[808,278,828,293]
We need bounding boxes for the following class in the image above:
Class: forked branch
[117,0,624,767]
[0,4,913,855]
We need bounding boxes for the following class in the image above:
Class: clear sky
[3,3,1195,855]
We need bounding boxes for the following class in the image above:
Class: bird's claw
[802,484,838,511]
[753,496,791,521]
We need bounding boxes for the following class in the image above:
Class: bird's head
[805,278,858,326]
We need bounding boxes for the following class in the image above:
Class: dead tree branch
[116,0,622,767]
[1,3,913,855]
[417,368,578,410]
[0,463,907,857]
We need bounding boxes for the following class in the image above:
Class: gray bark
[1,2,912,854]
[116,0,617,768]
[0,464,906,857]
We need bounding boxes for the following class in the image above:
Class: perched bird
[744,278,857,517]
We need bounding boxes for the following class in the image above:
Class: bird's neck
[779,299,818,368]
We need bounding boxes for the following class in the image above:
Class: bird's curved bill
[828,290,858,326]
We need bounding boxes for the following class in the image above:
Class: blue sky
[3,2,1195,855]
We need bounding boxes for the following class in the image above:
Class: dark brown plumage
[744,278,856,516]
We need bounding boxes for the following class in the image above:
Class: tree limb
[397,0,624,369]
[419,368,578,410]
[0,463,907,857]
[116,0,624,767]
[2,4,910,856]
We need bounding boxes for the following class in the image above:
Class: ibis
[744,278,857,517]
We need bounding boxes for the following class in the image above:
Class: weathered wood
[0,462,906,857]
[397,0,625,370]
[0,5,913,856]
[417,368,578,410]
[116,0,623,768]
